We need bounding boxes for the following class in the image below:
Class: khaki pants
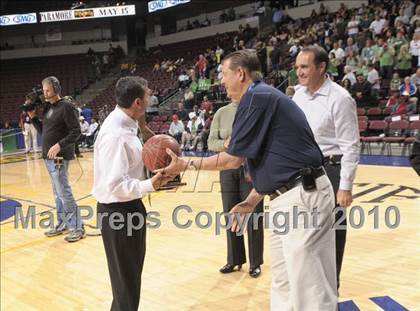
[24,123,38,152]
[269,175,337,311]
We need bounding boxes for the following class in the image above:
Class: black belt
[269,167,325,201]
[324,154,343,166]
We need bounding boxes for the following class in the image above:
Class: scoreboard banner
[40,5,135,23]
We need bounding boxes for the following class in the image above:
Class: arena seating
[90,30,245,128]
[0,54,95,123]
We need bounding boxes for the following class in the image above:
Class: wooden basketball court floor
[1,152,419,311]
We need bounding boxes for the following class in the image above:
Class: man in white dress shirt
[293,46,360,290]
[92,76,174,311]
[329,42,345,61]
[369,15,386,36]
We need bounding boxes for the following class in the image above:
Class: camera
[20,86,45,112]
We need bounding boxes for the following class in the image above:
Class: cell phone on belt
[300,167,317,192]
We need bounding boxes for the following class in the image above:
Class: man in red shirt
[386,90,400,108]
[390,94,416,117]
[195,54,208,78]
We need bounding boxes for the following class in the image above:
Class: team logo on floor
[0,198,21,222]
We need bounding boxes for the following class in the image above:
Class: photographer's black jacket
[32,98,81,160]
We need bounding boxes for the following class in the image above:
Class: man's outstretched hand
[230,201,256,233]
[154,148,189,176]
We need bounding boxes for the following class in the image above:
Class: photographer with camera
[27,76,85,242]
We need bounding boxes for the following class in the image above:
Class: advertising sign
[0,13,37,26]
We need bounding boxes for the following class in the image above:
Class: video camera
[20,86,46,112]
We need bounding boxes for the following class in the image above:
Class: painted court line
[338,300,361,311]
[1,234,64,254]
[370,296,409,311]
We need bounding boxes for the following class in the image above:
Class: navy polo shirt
[227,81,323,195]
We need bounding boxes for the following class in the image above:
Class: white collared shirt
[293,78,360,191]
[169,121,185,135]
[370,19,386,35]
[329,47,345,60]
[367,69,380,90]
[92,106,154,203]
[86,122,98,136]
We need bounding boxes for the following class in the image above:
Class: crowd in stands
[136,23,259,151]
[0,42,125,151]
[2,36,115,51]
[124,26,255,106]
[4,0,419,157]
[267,0,420,116]
[96,0,419,154]
[219,7,238,24]
[157,0,419,152]
[89,43,124,78]
[174,7,237,34]
[72,38,114,46]
[0,42,14,51]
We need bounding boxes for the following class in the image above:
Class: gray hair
[222,49,263,81]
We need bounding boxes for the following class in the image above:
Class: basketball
[142,134,181,171]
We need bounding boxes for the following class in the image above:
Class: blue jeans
[45,159,83,230]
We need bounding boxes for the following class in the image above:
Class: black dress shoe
[219,264,242,274]
[249,266,261,278]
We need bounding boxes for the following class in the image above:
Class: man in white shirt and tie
[293,45,360,290]
[92,76,174,311]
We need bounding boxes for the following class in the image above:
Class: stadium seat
[361,120,388,155]
[403,121,420,155]
[0,54,94,123]
[382,107,393,116]
[358,116,368,122]
[366,107,382,120]
[357,108,366,116]
[382,120,410,155]
[160,124,170,134]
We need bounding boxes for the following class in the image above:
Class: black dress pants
[97,199,147,311]
[220,167,264,268]
[324,163,346,289]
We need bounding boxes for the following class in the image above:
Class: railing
[276,76,289,92]
[158,88,182,113]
